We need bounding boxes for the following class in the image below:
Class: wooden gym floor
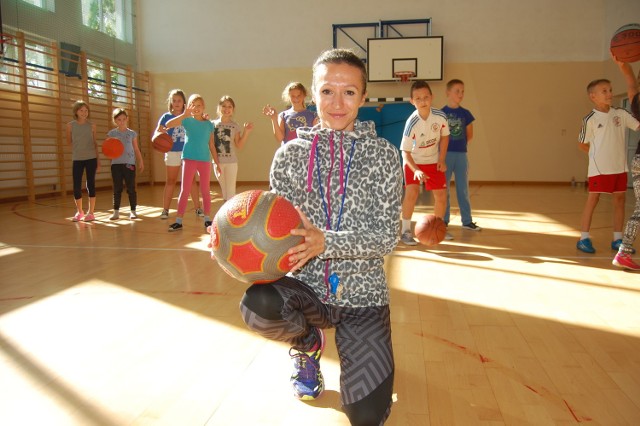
[0,183,639,425]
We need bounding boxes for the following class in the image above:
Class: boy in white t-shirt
[577,78,640,254]
[400,80,450,246]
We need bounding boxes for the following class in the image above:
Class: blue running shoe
[290,328,325,400]
[611,239,636,254]
[577,238,595,253]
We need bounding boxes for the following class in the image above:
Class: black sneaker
[204,220,212,231]
[462,222,481,231]
[168,222,183,232]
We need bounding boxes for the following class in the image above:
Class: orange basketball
[102,137,124,159]
[610,23,640,63]
[152,132,173,153]
[414,214,446,246]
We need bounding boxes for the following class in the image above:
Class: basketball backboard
[367,36,443,82]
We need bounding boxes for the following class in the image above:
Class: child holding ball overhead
[611,55,640,270]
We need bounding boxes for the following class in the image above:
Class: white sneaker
[444,231,454,240]
[400,231,418,246]
[130,211,138,219]
[109,210,119,220]
[160,209,169,219]
[195,208,204,217]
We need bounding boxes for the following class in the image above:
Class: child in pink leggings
[165,94,221,232]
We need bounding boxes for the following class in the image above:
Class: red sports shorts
[588,172,628,193]
[404,163,447,190]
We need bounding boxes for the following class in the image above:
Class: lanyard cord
[315,134,357,300]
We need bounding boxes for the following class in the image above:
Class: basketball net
[394,71,415,83]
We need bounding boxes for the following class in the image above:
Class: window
[81,0,133,43]
[110,64,130,105]
[0,32,54,94]
[0,35,15,85]
[20,0,55,12]
[87,59,107,100]
[25,41,54,91]
[86,59,130,103]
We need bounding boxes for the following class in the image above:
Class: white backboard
[367,36,443,82]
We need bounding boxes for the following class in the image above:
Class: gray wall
[137,0,639,72]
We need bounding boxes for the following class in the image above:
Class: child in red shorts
[577,76,640,254]
[400,80,450,246]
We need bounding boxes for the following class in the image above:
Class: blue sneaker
[577,238,595,253]
[611,239,636,254]
[289,328,325,400]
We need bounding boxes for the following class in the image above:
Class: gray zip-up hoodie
[270,120,403,308]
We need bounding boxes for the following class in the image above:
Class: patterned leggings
[240,277,394,425]
[622,154,640,253]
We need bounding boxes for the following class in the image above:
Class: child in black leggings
[107,108,144,220]
[66,101,99,222]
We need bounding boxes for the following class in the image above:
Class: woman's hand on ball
[288,206,325,271]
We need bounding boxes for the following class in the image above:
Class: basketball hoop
[393,71,415,83]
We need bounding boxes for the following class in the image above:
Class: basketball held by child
[414,214,446,246]
[101,137,124,159]
[210,189,304,284]
[152,132,173,153]
[610,23,640,63]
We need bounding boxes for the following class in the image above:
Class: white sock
[613,232,622,241]
[402,219,411,233]
[580,232,590,240]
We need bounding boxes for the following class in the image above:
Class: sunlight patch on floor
[434,242,512,251]
[0,242,22,258]
[186,236,212,251]
[0,280,309,425]
[387,252,640,338]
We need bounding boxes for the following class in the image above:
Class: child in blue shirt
[442,79,481,239]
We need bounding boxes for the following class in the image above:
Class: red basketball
[102,137,124,159]
[610,23,640,63]
[152,132,173,153]
[210,190,304,284]
[414,214,446,246]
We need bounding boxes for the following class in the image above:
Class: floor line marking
[8,244,204,252]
